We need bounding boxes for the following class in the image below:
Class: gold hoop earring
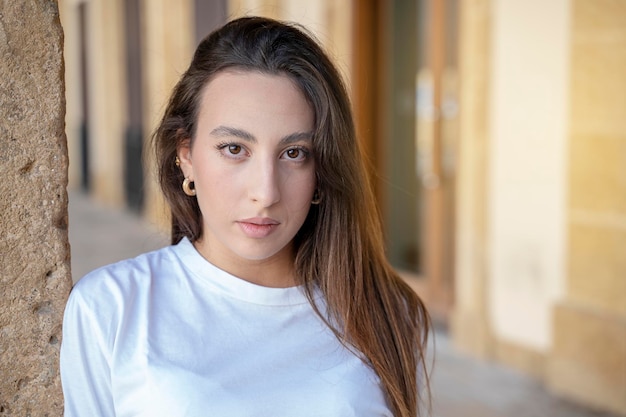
[311,189,321,205]
[182,178,196,196]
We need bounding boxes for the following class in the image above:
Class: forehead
[195,70,314,135]
[200,69,304,105]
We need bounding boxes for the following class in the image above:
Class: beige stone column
[548,1,626,414]
[142,0,194,227]
[450,0,493,359]
[0,1,73,415]
[86,0,128,206]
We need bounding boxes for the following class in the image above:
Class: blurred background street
[68,191,617,417]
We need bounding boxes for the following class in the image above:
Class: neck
[192,240,298,288]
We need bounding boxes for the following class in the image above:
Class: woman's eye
[215,142,247,159]
[286,149,300,159]
[283,147,308,161]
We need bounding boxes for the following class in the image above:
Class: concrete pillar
[0,1,72,415]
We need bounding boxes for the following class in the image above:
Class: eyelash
[214,142,311,162]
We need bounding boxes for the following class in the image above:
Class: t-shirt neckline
[173,237,312,306]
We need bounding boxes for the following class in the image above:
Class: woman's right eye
[227,144,242,155]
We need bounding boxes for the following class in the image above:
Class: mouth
[237,217,280,238]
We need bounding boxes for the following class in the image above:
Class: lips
[237,217,280,238]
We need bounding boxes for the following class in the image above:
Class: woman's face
[177,71,316,282]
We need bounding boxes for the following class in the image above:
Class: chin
[234,244,290,263]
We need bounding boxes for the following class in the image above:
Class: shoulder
[63,245,182,344]
[69,244,180,308]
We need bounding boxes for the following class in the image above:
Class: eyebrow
[209,125,313,145]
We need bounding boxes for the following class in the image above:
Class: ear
[176,138,193,179]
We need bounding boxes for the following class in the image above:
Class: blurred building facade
[453,2,625,415]
[58,0,625,414]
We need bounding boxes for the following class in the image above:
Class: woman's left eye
[283,147,308,161]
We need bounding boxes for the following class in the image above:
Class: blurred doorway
[354,0,459,322]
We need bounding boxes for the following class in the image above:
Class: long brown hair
[153,16,431,417]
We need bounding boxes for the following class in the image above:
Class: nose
[248,158,281,207]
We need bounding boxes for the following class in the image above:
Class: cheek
[194,159,233,191]
[194,165,239,209]
[283,170,316,207]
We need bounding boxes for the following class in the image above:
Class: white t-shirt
[61,237,391,417]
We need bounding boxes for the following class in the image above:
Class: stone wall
[0,1,72,416]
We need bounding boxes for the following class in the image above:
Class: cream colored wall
[487,0,570,351]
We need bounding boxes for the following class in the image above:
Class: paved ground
[67,190,618,417]
[68,191,169,281]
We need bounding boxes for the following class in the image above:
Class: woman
[61,16,431,417]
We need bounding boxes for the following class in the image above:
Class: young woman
[61,16,431,417]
